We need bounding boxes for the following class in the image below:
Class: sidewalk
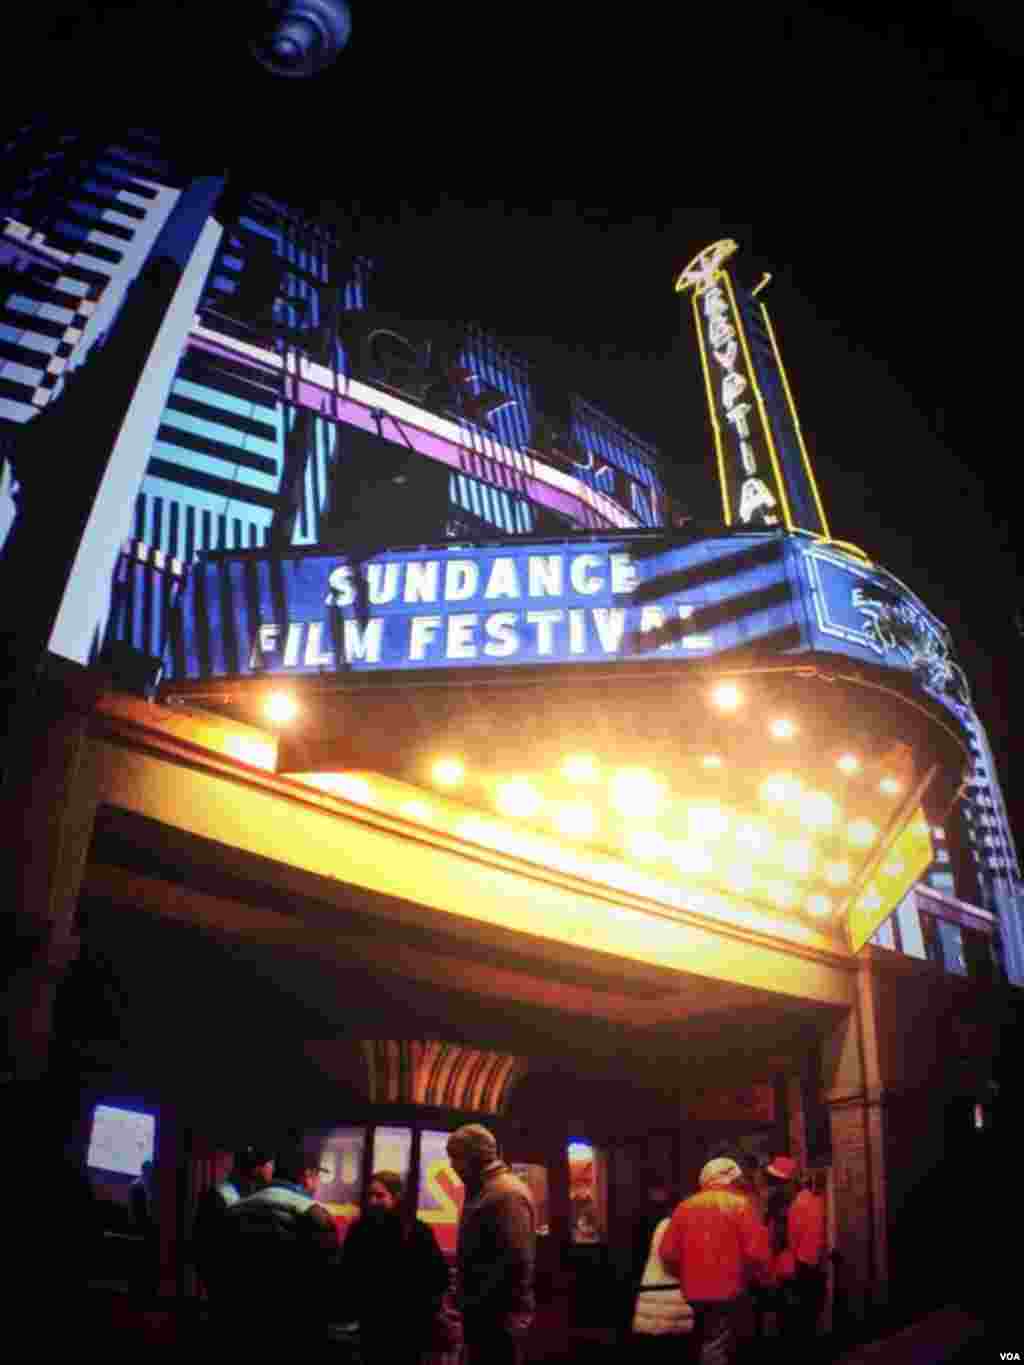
[830,1307,989,1365]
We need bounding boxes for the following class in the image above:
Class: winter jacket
[339,1211,450,1333]
[221,1179,339,1301]
[455,1161,535,1322]
[775,1188,827,1279]
[632,1218,695,1336]
[660,1187,773,1303]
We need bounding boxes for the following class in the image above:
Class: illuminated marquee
[174,532,967,732]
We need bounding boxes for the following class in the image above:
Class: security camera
[250,0,352,78]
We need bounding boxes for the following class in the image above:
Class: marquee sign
[170,530,966,728]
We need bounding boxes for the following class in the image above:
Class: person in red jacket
[660,1157,773,1364]
[762,1156,828,1341]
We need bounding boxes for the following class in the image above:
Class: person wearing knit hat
[762,1157,827,1342]
[660,1157,773,1364]
[447,1124,536,1365]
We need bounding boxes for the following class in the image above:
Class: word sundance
[701,282,780,527]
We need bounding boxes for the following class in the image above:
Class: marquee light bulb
[432,757,465,788]
[824,860,852,887]
[806,893,832,917]
[672,843,714,877]
[495,779,542,818]
[331,774,373,804]
[711,681,743,711]
[767,881,798,909]
[780,838,814,879]
[847,818,877,848]
[554,801,597,840]
[701,754,724,770]
[264,691,298,724]
[837,753,861,775]
[735,822,771,853]
[627,829,668,862]
[687,805,729,841]
[770,717,797,740]
[562,753,600,784]
[761,773,803,805]
[727,864,755,894]
[401,800,432,823]
[860,888,883,912]
[610,768,665,818]
[881,859,905,878]
[799,790,837,831]
[879,777,902,796]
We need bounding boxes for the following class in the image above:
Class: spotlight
[432,757,465,787]
[761,773,802,804]
[250,0,352,78]
[847,818,877,848]
[562,753,599,783]
[264,691,298,724]
[496,779,542,818]
[687,805,729,840]
[627,829,668,862]
[554,802,597,839]
[799,791,837,831]
[711,681,743,711]
[610,768,665,818]
[824,861,852,887]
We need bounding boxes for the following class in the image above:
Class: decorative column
[2,659,103,1089]
[821,959,888,1338]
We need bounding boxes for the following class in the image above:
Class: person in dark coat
[339,1169,450,1365]
[448,1124,536,1365]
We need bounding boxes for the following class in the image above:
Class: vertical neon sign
[676,240,829,538]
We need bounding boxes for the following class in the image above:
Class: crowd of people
[190,1123,537,1364]
[628,1149,828,1363]
[186,1126,822,1363]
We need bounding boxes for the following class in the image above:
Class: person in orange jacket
[660,1157,774,1364]
[762,1156,828,1341]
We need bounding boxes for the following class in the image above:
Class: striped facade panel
[0,167,180,424]
[571,394,663,527]
[449,472,535,535]
[101,539,187,668]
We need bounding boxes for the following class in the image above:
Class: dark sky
[9,3,1022,824]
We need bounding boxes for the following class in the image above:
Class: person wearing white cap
[659,1157,773,1364]
[447,1124,536,1365]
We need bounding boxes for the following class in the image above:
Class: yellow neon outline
[675,239,739,294]
[721,270,795,531]
[751,273,772,297]
[690,282,732,523]
[759,300,832,540]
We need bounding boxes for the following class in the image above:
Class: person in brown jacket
[447,1124,536,1365]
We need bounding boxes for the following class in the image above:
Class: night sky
[9,3,1022,831]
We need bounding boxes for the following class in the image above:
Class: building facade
[2,135,1020,1350]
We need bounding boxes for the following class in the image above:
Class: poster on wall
[313,1127,365,1242]
[418,1129,465,1256]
